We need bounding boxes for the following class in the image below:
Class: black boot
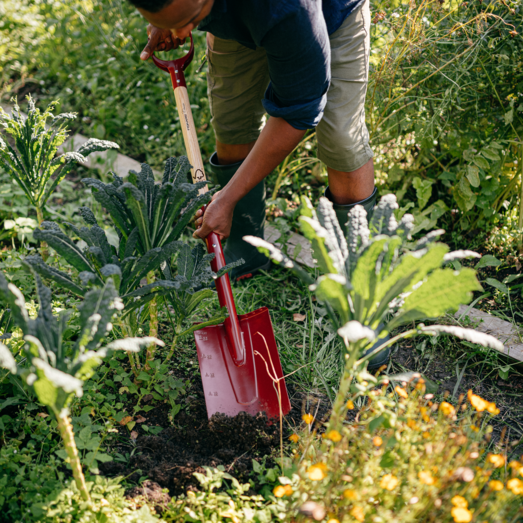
[207,152,271,281]
[324,186,390,371]
[324,186,378,236]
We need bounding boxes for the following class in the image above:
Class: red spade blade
[195,306,291,420]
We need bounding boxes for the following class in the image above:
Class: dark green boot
[207,152,271,281]
[324,186,390,371]
[324,186,378,235]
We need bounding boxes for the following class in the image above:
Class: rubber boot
[324,186,390,371]
[325,186,378,236]
[207,152,271,281]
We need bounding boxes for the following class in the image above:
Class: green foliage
[246,194,487,364]
[163,466,284,522]
[0,269,163,502]
[0,0,214,169]
[0,271,157,415]
[370,0,523,230]
[128,242,236,338]
[0,438,66,521]
[0,96,118,221]
[44,475,161,522]
[0,308,11,340]
[82,156,211,255]
[246,194,507,431]
[26,211,179,300]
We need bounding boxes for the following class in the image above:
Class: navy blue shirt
[198,0,364,130]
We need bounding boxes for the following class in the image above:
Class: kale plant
[0,270,161,501]
[245,194,503,429]
[125,242,238,364]
[25,213,236,373]
[81,156,213,345]
[25,208,180,300]
[0,95,118,230]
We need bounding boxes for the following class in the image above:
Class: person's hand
[140,24,186,61]
[193,191,235,240]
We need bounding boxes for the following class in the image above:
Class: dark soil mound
[101,381,331,496]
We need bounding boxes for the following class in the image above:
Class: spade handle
[152,37,245,366]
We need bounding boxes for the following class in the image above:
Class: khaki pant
[206,0,373,172]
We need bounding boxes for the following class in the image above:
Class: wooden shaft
[173,82,245,366]
[174,86,208,194]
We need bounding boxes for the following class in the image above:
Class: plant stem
[163,333,178,365]
[120,319,140,376]
[327,365,354,433]
[36,206,49,261]
[56,412,90,502]
[328,330,417,431]
[145,271,158,369]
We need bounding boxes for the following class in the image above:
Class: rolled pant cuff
[318,144,374,173]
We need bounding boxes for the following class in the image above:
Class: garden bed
[101,378,331,496]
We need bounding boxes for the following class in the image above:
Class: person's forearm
[220,117,306,204]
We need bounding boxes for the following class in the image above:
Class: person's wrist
[218,183,242,208]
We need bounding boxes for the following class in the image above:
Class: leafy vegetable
[0,96,118,229]
[0,269,161,501]
[245,194,502,429]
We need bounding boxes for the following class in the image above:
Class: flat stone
[455,305,523,362]
[264,224,315,268]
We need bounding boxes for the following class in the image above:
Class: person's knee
[317,122,373,173]
[215,140,256,165]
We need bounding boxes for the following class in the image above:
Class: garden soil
[100,380,331,498]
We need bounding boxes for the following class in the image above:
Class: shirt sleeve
[257,2,331,130]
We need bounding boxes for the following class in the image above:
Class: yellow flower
[420,406,431,423]
[302,413,314,424]
[380,473,399,490]
[440,402,455,416]
[486,402,500,415]
[343,489,358,500]
[487,454,505,468]
[289,434,299,443]
[451,507,473,523]
[415,379,425,391]
[489,480,504,491]
[327,520,340,523]
[346,400,354,410]
[395,386,408,399]
[273,485,293,497]
[467,390,489,412]
[451,496,468,508]
[350,506,365,522]
[324,430,342,442]
[422,431,431,439]
[418,470,435,485]
[507,478,523,495]
[407,418,420,430]
[508,460,522,469]
[373,436,383,447]
[307,463,328,481]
